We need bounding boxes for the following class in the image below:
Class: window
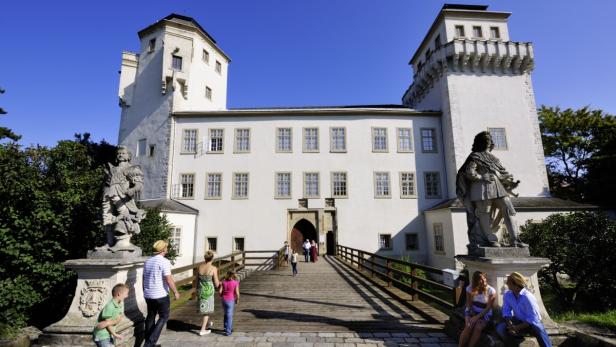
[215,60,222,74]
[488,127,508,150]
[182,129,198,153]
[331,172,347,198]
[172,55,182,71]
[433,223,444,253]
[421,128,437,153]
[372,127,388,152]
[205,86,212,100]
[472,26,483,38]
[397,128,413,152]
[277,128,292,152]
[233,173,249,199]
[202,49,210,63]
[400,172,416,198]
[137,139,147,157]
[490,27,500,39]
[233,237,245,251]
[434,35,441,49]
[234,128,250,153]
[206,173,222,199]
[424,172,441,199]
[379,234,392,250]
[455,25,465,38]
[374,172,391,198]
[208,129,224,153]
[148,144,155,157]
[148,38,155,53]
[207,237,217,252]
[330,127,346,152]
[303,172,319,198]
[406,233,419,251]
[180,173,195,199]
[171,227,181,255]
[275,172,292,198]
[424,48,431,61]
[303,128,319,152]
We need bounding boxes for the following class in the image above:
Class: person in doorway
[193,250,220,336]
[303,239,311,262]
[310,240,318,262]
[496,272,552,347]
[220,271,240,336]
[283,241,290,265]
[290,249,299,276]
[458,271,496,347]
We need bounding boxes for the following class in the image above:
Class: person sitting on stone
[458,271,496,347]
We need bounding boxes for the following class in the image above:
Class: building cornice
[173,107,441,118]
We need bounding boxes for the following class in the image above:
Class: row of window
[176,171,442,200]
[454,25,501,40]
[205,237,245,253]
[147,38,224,75]
[378,223,444,253]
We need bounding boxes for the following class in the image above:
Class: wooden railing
[336,245,459,309]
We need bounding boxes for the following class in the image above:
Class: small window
[303,128,319,152]
[397,128,413,152]
[490,27,500,40]
[455,25,465,38]
[379,234,392,250]
[424,172,441,199]
[148,144,155,157]
[488,127,508,150]
[234,128,250,153]
[215,61,222,74]
[472,26,483,39]
[400,172,416,198]
[405,233,419,251]
[205,86,212,100]
[172,55,183,71]
[233,173,249,199]
[424,49,431,61]
[434,35,441,49]
[171,227,182,255]
[275,172,292,198]
[182,129,198,153]
[421,128,437,153]
[148,38,156,53]
[233,237,245,251]
[331,172,348,198]
[137,139,147,157]
[206,173,222,199]
[207,237,217,252]
[208,129,224,153]
[330,127,346,152]
[433,223,444,253]
[277,128,292,152]
[202,49,210,63]
[374,172,391,198]
[372,127,388,152]
[180,173,195,199]
[303,172,320,198]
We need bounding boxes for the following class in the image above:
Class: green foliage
[520,212,616,309]
[132,206,177,262]
[553,310,616,330]
[0,87,21,141]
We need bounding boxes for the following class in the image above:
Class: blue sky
[1,0,615,147]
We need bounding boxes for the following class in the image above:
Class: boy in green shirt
[93,283,129,347]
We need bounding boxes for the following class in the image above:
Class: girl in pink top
[219,271,240,336]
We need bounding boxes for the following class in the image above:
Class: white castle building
[118,5,587,270]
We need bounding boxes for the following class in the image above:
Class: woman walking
[458,271,496,347]
[193,250,220,336]
[310,240,318,262]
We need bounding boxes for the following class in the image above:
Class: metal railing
[336,245,459,309]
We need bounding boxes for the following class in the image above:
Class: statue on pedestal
[456,131,527,254]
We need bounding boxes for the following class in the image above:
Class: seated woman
[458,271,496,347]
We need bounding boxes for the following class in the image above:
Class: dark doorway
[326,231,336,255]
[290,219,317,253]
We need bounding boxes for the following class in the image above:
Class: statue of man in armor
[456,131,527,253]
[101,146,146,252]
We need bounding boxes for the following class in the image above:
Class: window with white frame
[182,129,197,153]
[148,38,155,52]
[372,127,388,152]
[233,237,245,251]
[488,127,508,150]
[433,223,444,252]
[374,172,391,198]
[400,172,416,198]
[303,128,319,152]
[455,25,465,38]
[206,173,222,199]
[202,49,210,63]
[275,172,291,198]
[424,172,441,199]
[233,173,249,199]
[137,139,147,157]
[421,128,437,153]
[234,128,250,153]
[303,172,319,198]
[397,128,413,152]
[406,233,419,250]
[490,27,500,39]
[205,86,212,100]
[180,173,195,198]
[472,26,483,38]
[379,234,392,250]
[330,127,346,152]
[171,227,181,255]
[215,60,222,74]
[209,129,224,152]
[207,237,217,252]
[331,172,347,198]
[172,55,182,71]
[277,128,292,152]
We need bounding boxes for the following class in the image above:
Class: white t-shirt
[466,284,496,303]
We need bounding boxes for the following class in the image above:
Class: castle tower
[403,4,549,198]
[117,14,230,199]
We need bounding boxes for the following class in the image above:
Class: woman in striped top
[458,271,496,347]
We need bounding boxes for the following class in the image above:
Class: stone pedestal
[38,258,147,346]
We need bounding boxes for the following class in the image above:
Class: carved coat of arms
[79,280,108,317]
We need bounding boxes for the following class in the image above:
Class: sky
[1,0,615,147]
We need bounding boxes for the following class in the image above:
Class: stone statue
[456,131,527,254]
[101,146,146,253]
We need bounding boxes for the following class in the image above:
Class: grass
[170,284,194,310]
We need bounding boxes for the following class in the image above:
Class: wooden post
[411,266,419,301]
[358,250,362,270]
[242,251,246,269]
[371,257,374,278]
[387,259,392,288]
[231,254,236,272]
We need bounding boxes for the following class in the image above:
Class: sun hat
[153,240,168,253]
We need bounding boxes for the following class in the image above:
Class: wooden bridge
[157,246,460,346]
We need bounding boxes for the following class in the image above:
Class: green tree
[0,87,22,141]
[520,212,616,309]
[133,207,178,261]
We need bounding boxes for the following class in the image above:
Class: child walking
[220,271,240,336]
[291,249,299,276]
[92,283,129,347]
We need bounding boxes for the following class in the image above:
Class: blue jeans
[94,338,114,347]
[291,262,298,275]
[144,296,170,347]
[496,318,552,347]
[223,300,236,335]
[304,249,310,262]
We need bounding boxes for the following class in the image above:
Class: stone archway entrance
[290,219,317,253]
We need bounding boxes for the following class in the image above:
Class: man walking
[143,240,180,347]
[303,239,311,262]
